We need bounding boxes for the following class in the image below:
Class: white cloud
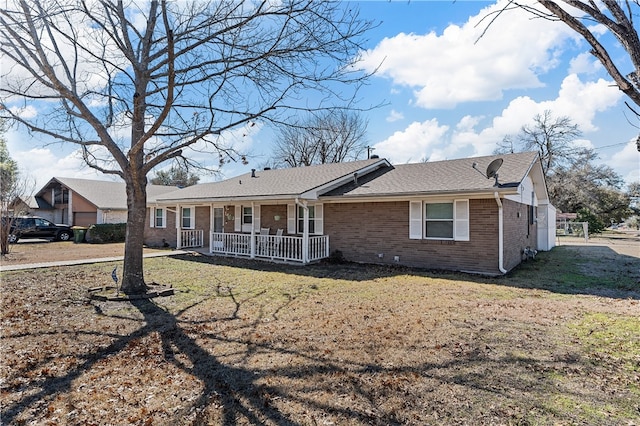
[13,147,117,190]
[374,73,624,165]
[9,105,38,119]
[373,118,449,163]
[386,109,404,122]
[569,52,602,75]
[610,139,640,185]
[361,0,578,108]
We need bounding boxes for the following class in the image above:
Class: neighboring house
[145,152,556,275]
[8,196,55,220]
[29,177,179,226]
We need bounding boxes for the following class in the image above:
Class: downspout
[494,192,508,274]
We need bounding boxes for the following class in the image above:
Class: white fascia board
[149,195,301,206]
[319,187,520,204]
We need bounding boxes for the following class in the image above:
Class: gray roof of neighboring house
[38,177,179,209]
[322,151,540,198]
[153,152,542,203]
[25,196,54,210]
[155,158,384,202]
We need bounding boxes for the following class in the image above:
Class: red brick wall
[260,205,288,234]
[502,198,537,270]
[144,208,177,248]
[324,199,503,274]
[195,206,211,247]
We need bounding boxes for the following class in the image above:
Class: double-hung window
[181,207,194,229]
[409,200,469,241]
[150,207,166,228]
[242,207,253,226]
[425,203,454,239]
[298,205,315,234]
[154,208,166,228]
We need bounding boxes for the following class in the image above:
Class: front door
[213,208,224,233]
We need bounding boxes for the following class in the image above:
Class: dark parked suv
[4,216,74,243]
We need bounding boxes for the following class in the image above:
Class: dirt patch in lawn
[2,243,639,425]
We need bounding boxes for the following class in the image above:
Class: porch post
[209,203,214,253]
[302,201,309,264]
[250,201,256,259]
[68,190,73,225]
[176,203,181,249]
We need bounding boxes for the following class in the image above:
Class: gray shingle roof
[26,196,54,209]
[39,177,179,209]
[155,159,384,202]
[322,152,540,198]
[154,152,541,203]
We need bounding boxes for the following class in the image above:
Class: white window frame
[425,202,455,240]
[149,207,167,228]
[409,199,469,241]
[181,206,195,229]
[293,203,323,235]
[298,205,315,234]
[242,206,253,226]
[154,207,166,228]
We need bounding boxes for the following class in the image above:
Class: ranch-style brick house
[145,151,556,275]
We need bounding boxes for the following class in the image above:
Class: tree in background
[0,1,375,294]
[497,110,582,178]
[500,112,632,228]
[628,181,640,211]
[150,165,200,188]
[547,149,632,226]
[576,208,605,235]
[272,111,368,168]
[0,126,33,255]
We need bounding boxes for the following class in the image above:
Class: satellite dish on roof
[486,158,503,179]
[471,157,504,186]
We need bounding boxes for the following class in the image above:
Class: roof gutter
[494,192,507,274]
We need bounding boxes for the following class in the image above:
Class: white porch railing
[179,229,204,249]
[210,232,329,263]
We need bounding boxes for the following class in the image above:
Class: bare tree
[548,148,631,223]
[480,1,640,111]
[0,1,375,293]
[497,110,582,177]
[273,110,368,167]
[0,133,34,255]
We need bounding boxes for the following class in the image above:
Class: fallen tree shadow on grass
[3,281,636,425]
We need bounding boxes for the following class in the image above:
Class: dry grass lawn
[1,237,639,425]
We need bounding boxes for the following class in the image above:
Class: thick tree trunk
[120,179,148,294]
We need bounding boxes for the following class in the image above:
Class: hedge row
[86,223,126,244]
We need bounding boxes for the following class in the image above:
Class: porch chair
[257,227,270,254]
[272,228,284,256]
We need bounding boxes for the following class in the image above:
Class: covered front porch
[171,200,330,264]
[176,229,329,263]
[210,231,329,263]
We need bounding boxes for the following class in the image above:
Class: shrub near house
[86,223,126,244]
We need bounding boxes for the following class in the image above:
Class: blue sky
[5,0,639,192]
